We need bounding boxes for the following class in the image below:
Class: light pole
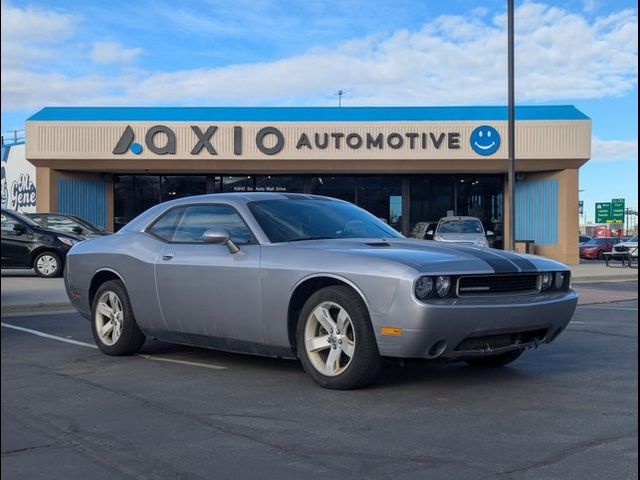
[507,0,515,251]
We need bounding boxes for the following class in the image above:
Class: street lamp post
[507,0,515,251]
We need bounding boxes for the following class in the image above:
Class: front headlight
[540,272,553,291]
[57,236,79,247]
[415,276,434,299]
[435,275,451,297]
[475,237,488,247]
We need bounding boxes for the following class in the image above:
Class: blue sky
[1,0,637,221]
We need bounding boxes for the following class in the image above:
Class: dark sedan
[1,208,82,277]
[26,213,109,239]
[579,237,621,260]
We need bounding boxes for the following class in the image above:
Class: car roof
[438,216,481,221]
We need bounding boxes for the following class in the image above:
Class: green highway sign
[595,202,612,223]
[611,198,625,224]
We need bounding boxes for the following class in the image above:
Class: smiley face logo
[470,125,500,155]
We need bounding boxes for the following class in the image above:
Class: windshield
[2,210,40,227]
[248,199,401,243]
[437,219,484,234]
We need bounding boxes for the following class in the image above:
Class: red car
[579,237,621,260]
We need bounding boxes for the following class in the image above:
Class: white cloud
[90,42,142,64]
[0,1,637,110]
[591,137,638,162]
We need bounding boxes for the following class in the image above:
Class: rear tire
[91,280,145,355]
[297,285,382,389]
[33,251,62,278]
[465,349,523,367]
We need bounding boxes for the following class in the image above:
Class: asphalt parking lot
[2,282,637,479]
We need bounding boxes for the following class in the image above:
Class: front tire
[91,280,145,355]
[465,349,523,367]
[33,251,62,278]
[296,286,382,389]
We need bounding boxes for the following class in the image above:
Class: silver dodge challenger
[65,193,578,389]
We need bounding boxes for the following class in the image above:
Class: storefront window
[310,176,356,203]
[254,175,304,193]
[160,176,207,202]
[222,176,254,192]
[114,175,160,231]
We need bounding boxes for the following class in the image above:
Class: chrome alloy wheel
[304,301,356,377]
[36,254,58,276]
[95,291,124,346]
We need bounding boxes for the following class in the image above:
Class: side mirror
[72,226,84,234]
[426,230,434,236]
[13,224,27,235]
[202,228,240,254]
[486,231,495,236]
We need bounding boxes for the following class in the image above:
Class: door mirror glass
[13,223,27,235]
[486,230,495,236]
[72,226,84,234]
[426,230,434,236]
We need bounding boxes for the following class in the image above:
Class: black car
[26,213,109,239]
[1,209,82,277]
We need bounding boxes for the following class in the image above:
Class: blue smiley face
[470,125,500,155]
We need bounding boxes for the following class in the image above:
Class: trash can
[514,240,535,254]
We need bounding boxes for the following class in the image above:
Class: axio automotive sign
[113,124,501,157]
[1,143,36,212]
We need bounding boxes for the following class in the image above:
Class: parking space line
[1,322,98,349]
[1,322,228,371]
[577,305,638,311]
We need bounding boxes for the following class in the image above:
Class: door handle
[162,252,175,261]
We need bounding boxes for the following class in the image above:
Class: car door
[1,213,35,267]
[150,204,263,343]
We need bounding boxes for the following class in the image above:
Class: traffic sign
[611,198,625,224]
[595,202,611,223]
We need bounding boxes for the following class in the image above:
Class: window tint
[45,215,84,234]
[148,208,183,241]
[149,205,253,244]
[1,213,25,232]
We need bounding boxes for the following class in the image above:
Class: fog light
[415,276,434,299]
[436,276,451,297]
[554,272,566,290]
[541,272,553,291]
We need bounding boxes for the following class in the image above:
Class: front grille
[454,329,548,352]
[457,274,539,297]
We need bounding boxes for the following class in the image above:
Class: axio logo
[470,125,500,156]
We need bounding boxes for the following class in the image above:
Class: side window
[148,207,184,241]
[172,205,253,244]
[1,213,24,233]
[29,215,46,227]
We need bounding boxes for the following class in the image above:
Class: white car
[612,236,638,258]
[428,216,493,247]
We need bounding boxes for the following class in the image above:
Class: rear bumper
[372,287,578,359]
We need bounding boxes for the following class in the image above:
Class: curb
[572,275,638,284]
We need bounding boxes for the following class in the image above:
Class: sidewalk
[2,263,637,314]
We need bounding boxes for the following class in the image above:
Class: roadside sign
[595,202,611,223]
[611,198,625,224]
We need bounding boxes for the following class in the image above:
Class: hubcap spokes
[37,255,57,276]
[95,291,123,346]
[305,302,356,377]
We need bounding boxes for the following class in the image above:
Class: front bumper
[372,287,578,360]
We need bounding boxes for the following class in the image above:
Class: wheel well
[89,271,123,306]
[287,277,363,354]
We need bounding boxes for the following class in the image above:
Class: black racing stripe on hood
[461,248,520,273]
[489,249,539,272]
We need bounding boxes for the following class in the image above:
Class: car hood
[284,238,565,274]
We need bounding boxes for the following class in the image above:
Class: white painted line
[1,322,228,371]
[1,322,98,349]
[578,306,638,311]
[137,354,227,370]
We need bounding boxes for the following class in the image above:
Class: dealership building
[25,106,590,264]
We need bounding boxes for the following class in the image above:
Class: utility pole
[336,90,345,107]
[507,0,516,251]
